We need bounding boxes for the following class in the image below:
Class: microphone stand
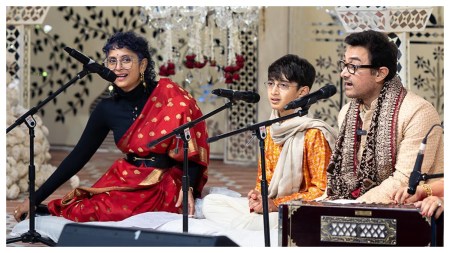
[6,67,91,246]
[208,108,309,247]
[147,101,235,233]
[422,173,444,247]
[409,172,444,195]
[431,212,444,247]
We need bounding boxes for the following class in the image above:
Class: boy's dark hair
[268,54,316,90]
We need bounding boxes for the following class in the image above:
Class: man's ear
[375,67,389,82]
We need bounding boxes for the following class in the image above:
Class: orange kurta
[255,128,331,206]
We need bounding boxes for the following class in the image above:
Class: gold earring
[140,72,146,88]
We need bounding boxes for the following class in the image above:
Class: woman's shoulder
[155,78,196,102]
[157,78,182,91]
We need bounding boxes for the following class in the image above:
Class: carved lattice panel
[409,27,444,121]
[6,6,50,108]
[303,24,345,128]
[6,25,22,83]
[6,6,49,24]
[224,30,259,164]
[335,6,432,33]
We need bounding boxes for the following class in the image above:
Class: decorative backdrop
[6,6,260,163]
[292,6,444,130]
[6,6,444,166]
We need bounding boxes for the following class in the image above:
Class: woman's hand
[414,196,444,219]
[175,187,195,216]
[13,198,30,222]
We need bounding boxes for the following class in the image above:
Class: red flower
[159,61,176,76]
[167,62,175,70]
[167,69,176,75]
[195,62,205,68]
[235,54,245,63]
[225,77,234,83]
[222,54,245,83]
[184,60,195,69]
[185,54,197,61]
[184,54,208,69]
[223,66,233,72]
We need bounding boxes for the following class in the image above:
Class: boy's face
[266,74,307,117]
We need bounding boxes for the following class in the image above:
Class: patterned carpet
[6,149,258,247]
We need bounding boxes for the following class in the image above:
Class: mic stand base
[7,231,56,246]
[6,70,88,247]
[6,120,56,247]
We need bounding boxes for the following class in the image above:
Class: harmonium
[278,200,444,246]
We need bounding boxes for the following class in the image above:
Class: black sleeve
[188,161,203,198]
[35,102,110,205]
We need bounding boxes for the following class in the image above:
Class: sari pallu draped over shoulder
[48,78,209,222]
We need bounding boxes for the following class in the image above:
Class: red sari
[48,78,209,222]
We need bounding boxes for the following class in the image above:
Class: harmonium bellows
[278,201,444,246]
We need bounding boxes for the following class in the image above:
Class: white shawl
[267,109,337,198]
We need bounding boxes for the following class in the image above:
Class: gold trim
[138,168,165,186]
[355,210,372,216]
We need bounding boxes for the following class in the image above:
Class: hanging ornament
[159,29,176,77]
[140,6,260,83]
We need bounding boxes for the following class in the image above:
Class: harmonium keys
[278,200,443,246]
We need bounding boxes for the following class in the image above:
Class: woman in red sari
[13,31,209,222]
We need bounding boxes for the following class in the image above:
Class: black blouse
[35,83,202,205]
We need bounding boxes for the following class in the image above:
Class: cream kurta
[338,92,443,203]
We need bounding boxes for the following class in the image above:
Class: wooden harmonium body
[279,201,443,246]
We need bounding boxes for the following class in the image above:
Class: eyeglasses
[338,60,375,74]
[264,81,297,91]
[104,56,137,70]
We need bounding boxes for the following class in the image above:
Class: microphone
[212,89,260,103]
[64,46,117,82]
[407,142,426,195]
[283,85,337,110]
[407,124,443,195]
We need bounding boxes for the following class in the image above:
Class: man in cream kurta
[325,30,443,203]
[337,92,443,203]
